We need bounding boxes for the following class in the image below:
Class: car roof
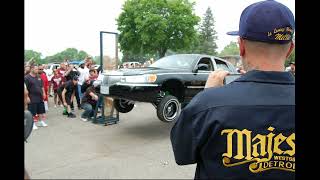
[123,62,141,64]
[166,54,236,70]
[167,54,229,62]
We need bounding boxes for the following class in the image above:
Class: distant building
[219,55,242,67]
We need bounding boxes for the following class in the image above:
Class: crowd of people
[24,56,102,130]
[24,56,155,129]
[119,58,154,69]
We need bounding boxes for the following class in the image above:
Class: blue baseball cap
[227,0,295,44]
[79,60,86,65]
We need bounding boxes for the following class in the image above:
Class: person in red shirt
[39,65,49,112]
[50,69,63,107]
[57,62,67,85]
[39,66,49,99]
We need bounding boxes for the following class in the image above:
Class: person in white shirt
[77,61,90,99]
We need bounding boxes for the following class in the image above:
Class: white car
[45,63,60,80]
[122,62,141,68]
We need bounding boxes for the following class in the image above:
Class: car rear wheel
[157,95,181,122]
[114,99,134,113]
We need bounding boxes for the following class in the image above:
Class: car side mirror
[193,63,209,73]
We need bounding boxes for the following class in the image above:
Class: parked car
[44,63,60,80]
[99,54,238,122]
[122,62,141,68]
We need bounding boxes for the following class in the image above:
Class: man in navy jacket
[171,0,295,179]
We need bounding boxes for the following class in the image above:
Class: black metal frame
[96,31,120,126]
[92,94,119,126]
[99,31,119,73]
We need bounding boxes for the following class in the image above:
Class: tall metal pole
[115,33,119,69]
[100,31,103,73]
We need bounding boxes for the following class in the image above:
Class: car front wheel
[114,99,135,113]
[157,95,181,123]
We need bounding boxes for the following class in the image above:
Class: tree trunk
[158,48,167,58]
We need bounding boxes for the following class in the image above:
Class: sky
[25,0,295,58]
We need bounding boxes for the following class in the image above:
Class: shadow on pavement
[120,120,175,140]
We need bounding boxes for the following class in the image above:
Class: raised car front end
[100,71,161,103]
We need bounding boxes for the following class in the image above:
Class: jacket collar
[235,70,295,84]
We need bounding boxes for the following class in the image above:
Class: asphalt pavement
[25,98,196,179]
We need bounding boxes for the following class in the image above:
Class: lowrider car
[100,54,238,122]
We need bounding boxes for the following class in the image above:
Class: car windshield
[150,55,196,69]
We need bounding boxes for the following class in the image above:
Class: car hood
[103,67,190,76]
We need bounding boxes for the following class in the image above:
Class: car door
[214,58,232,72]
[184,57,214,102]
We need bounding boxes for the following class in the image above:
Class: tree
[43,55,57,63]
[197,7,218,55]
[43,48,90,63]
[117,0,200,58]
[219,41,239,56]
[121,50,155,63]
[77,50,89,60]
[285,48,295,67]
[24,50,43,65]
[59,48,78,60]
[93,56,101,65]
[285,35,295,67]
[174,32,200,54]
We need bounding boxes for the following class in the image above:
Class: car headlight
[121,74,157,83]
[147,74,157,83]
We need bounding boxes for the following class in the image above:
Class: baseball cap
[227,0,295,44]
[79,60,86,65]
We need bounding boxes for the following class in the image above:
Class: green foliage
[117,0,200,58]
[24,50,44,65]
[174,32,200,54]
[77,50,89,60]
[285,35,295,67]
[197,7,218,55]
[25,48,90,65]
[43,48,89,63]
[171,7,218,55]
[285,48,295,67]
[219,41,239,56]
[121,51,155,63]
[93,56,101,65]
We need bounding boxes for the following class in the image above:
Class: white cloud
[25,0,295,57]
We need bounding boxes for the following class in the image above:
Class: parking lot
[25,98,196,179]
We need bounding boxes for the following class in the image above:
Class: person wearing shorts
[25,65,48,129]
